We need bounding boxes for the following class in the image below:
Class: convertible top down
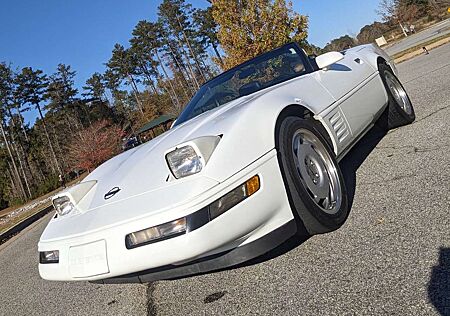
[38,42,415,283]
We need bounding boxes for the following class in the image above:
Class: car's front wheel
[277,117,349,235]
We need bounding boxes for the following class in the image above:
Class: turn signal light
[209,175,260,220]
[245,175,260,196]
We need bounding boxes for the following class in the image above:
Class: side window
[277,49,306,76]
[236,48,306,92]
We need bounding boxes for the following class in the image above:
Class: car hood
[79,94,259,212]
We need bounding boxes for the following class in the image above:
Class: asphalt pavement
[0,214,148,316]
[0,44,449,316]
[384,18,450,55]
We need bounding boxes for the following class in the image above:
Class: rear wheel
[277,117,349,235]
[379,63,415,129]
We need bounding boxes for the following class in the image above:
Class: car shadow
[339,119,388,210]
[428,247,450,315]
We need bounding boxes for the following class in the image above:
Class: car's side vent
[330,110,350,143]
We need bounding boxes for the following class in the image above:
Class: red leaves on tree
[67,120,124,172]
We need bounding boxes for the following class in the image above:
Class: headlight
[51,180,97,217]
[39,250,59,264]
[166,136,221,179]
[166,146,203,179]
[53,196,75,216]
[125,218,187,249]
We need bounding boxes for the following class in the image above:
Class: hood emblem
[104,187,121,200]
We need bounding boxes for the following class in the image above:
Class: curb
[0,205,54,242]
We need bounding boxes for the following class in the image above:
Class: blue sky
[1,0,380,123]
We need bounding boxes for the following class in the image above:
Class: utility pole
[399,22,408,37]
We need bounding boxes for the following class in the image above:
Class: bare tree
[377,0,416,37]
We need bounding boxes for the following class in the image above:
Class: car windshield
[173,44,307,127]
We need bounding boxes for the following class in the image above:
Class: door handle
[354,58,363,64]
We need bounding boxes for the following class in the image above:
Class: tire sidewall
[278,117,349,233]
[379,64,415,122]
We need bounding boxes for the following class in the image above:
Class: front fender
[355,44,398,76]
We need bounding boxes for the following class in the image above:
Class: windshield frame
[173,42,313,127]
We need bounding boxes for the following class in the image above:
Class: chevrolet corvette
[38,42,415,283]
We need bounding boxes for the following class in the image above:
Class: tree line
[0,0,311,209]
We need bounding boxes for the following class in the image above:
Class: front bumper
[96,220,297,283]
[38,150,295,281]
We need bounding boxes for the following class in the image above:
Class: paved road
[0,44,449,315]
[384,19,450,55]
[0,215,148,316]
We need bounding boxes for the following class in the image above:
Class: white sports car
[38,43,415,283]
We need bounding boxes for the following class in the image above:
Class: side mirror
[315,52,344,70]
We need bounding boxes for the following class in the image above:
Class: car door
[312,51,381,138]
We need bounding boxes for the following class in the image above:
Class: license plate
[69,240,109,278]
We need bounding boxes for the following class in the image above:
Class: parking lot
[0,44,449,316]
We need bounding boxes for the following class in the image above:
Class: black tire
[379,63,415,129]
[277,117,349,235]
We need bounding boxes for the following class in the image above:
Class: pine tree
[83,73,107,101]
[0,64,27,200]
[193,7,224,66]
[106,44,144,116]
[158,0,207,86]
[16,67,62,175]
